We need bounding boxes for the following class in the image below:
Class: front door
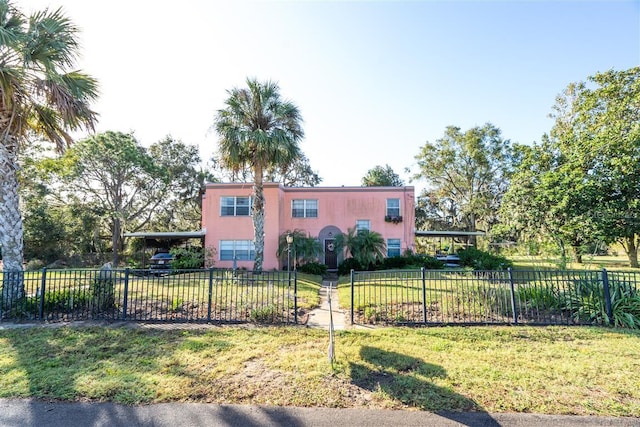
[324,239,338,270]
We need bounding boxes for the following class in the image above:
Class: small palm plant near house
[276,229,323,270]
[335,227,387,270]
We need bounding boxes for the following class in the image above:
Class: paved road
[1,399,639,427]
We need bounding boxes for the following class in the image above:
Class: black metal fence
[0,268,298,324]
[349,268,640,326]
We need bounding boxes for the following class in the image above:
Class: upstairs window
[221,196,251,216]
[292,199,318,218]
[386,198,400,217]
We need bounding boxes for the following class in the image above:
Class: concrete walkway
[306,280,347,330]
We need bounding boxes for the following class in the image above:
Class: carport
[123,231,206,268]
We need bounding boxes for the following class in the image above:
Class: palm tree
[276,229,323,269]
[214,78,304,271]
[0,1,98,310]
[335,227,387,269]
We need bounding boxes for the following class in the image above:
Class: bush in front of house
[377,254,444,270]
[338,253,445,275]
[337,257,365,275]
[296,262,327,276]
[456,247,512,270]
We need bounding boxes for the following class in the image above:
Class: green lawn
[0,324,638,416]
[511,254,637,271]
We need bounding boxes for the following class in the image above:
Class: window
[387,239,401,257]
[356,220,370,232]
[220,240,255,261]
[221,196,251,216]
[292,199,318,218]
[386,198,400,217]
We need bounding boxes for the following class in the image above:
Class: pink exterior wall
[202,182,415,270]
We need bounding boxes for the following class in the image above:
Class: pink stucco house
[201,182,415,271]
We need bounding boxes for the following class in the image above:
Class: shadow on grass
[0,325,305,427]
[350,346,499,427]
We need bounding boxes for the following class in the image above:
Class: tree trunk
[0,142,25,311]
[468,213,477,247]
[555,237,568,269]
[252,166,265,272]
[624,235,639,268]
[572,245,583,264]
[112,217,121,266]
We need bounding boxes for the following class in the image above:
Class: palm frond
[28,103,72,150]
[34,71,98,132]
[26,7,79,70]
[0,0,25,48]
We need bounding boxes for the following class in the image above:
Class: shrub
[26,289,91,313]
[340,254,445,274]
[457,247,512,270]
[24,259,46,271]
[297,262,327,275]
[170,247,204,269]
[168,246,216,269]
[409,254,445,270]
[519,285,563,311]
[338,257,364,275]
[250,305,277,323]
[565,278,640,328]
[378,256,409,270]
[377,254,444,270]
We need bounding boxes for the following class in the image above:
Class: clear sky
[20,0,640,190]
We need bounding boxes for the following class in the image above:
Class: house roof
[204,182,414,193]
[123,231,206,239]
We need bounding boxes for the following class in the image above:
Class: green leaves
[214,78,304,179]
[0,0,98,147]
[335,227,386,269]
[500,67,640,265]
[414,123,515,234]
[362,164,404,187]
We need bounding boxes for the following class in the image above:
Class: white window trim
[219,239,256,261]
[386,198,401,217]
[356,219,370,232]
[220,196,252,217]
[387,238,401,257]
[291,199,318,218]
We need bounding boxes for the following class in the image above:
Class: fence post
[421,267,427,325]
[294,270,298,324]
[39,268,47,320]
[508,267,518,324]
[350,269,355,325]
[602,268,613,326]
[122,268,129,321]
[207,267,214,322]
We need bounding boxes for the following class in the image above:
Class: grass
[511,254,638,271]
[0,324,638,416]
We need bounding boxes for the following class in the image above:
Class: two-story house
[201,182,415,270]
